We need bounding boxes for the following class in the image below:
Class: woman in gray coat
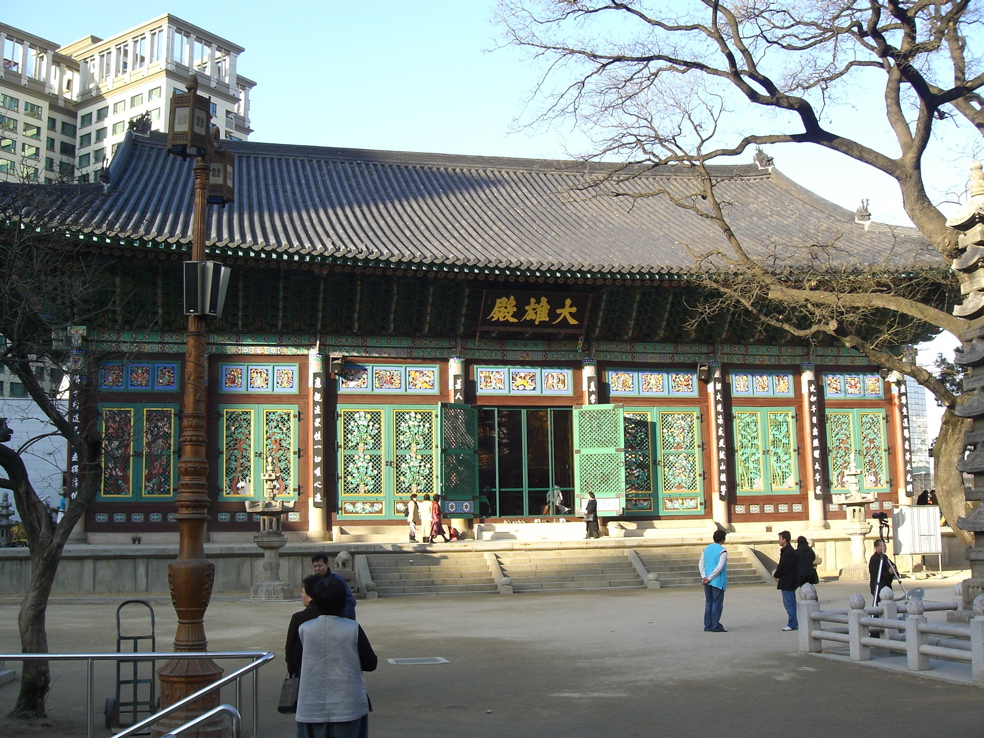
[295,576,378,738]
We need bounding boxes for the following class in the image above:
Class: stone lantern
[835,461,876,579]
[244,457,296,600]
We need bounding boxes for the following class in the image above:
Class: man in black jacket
[773,530,799,631]
[869,539,896,606]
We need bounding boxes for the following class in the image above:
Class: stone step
[371,572,495,584]
[376,583,498,596]
[512,580,643,592]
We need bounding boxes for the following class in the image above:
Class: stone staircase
[364,552,497,596]
[634,545,766,587]
[495,549,644,592]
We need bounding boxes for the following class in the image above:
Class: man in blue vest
[700,529,728,632]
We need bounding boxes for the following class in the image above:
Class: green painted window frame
[733,407,799,495]
[98,403,178,500]
[217,404,299,501]
[826,408,890,495]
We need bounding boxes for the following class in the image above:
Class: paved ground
[1,574,983,737]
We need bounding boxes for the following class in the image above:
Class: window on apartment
[47,116,57,131]
[2,39,22,72]
[10,382,27,398]
[130,93,144,108]
[133,36,147,69]
[96,106,109,122]
[46,136,55,152]
[61,121,76,137]
[20,165,37,181]
[0,115,15,133]
[226,134,242,142]
[0,159,13,174]
[115,44,129,76]
[79,132,91,149]
[24,102,42,119]
[34,366,46,382]
[209,102,217,116]
[149,108,160,122]
[0,140,14,154]
[59,141,75,157]
[80,112,93,128]
[149,29,163,64]
[172,31,189,64]
[113,100,126,115]
[95,127,107,142]
[111,121,125,136]
[44,156,55,172]
[0,381,4,396]
[98,51,111,80]
[77,172,89,183]
[59,160,73,177]
[111,142,120,156]
[148,86,161,101]
[0,94,19,112]
[21,144,39,160]
[78,152,90,169]
[23,123,40,140]
[93,148,106,163]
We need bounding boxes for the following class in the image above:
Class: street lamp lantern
[207,145,235,206]
[166,74,212,159]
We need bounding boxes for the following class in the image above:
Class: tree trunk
[8,546,59,718]
[933,408,973,549]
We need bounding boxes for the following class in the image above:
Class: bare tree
[496,0,984,541]
[0,181,116,718]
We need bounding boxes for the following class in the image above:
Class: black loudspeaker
[183,261,231,318]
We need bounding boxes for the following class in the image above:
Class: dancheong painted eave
[66,130,936,276]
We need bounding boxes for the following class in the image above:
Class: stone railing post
[880,588,898,622]
[905,597,930,672]
[972,594,984,686]
[798,583,821,653]
[848,594,871,661]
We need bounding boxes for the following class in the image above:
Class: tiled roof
[83,131,935,275]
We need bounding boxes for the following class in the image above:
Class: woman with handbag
[295,575,378,738]
[583,492,600,539]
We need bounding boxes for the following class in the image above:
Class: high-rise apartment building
[0,15,253,183]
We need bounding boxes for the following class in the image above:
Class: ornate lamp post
[156,73,234,729]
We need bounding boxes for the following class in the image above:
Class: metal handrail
[161,703,241,737]
[0,650,273,738]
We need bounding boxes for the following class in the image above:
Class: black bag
[278,675,299,714]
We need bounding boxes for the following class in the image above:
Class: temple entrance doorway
[477,407,573,517]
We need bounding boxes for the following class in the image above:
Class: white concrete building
[0,15,254,183]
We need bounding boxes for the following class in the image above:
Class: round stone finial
[850,593,866,610]
[800,583,818,601]
[908,597,925,616]
[971,162,984,199]
[501,576,512,586]
[880,587,895,602]
[648,572,658,581]
[974,594,984,616]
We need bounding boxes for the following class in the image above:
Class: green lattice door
[218,404,298,500]
[99,403,178,500]
[439,403,479,517]
[337,406,442,518]
[656,409,704,514]
[733,408,798,495]
[573,404,626,514]
[826,409,889,493]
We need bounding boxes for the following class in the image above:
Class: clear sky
[3,0,971,427]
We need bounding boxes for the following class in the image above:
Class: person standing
[431,494,449,543]
[795,536,818,588]
[285,574,323,677]
[406,493,420,543]
[295,575,378,738]
[773,530,798,631]
[311,553,357,620]
[699,529,728,632]
[419,494,433,543]
[869,538,896,606]
[583,492,600,539]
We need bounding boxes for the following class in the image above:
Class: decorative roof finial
[753,147,774,171]
[970,161,984,200]
[855,199,871,231]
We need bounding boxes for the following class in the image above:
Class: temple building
[46,130,946,543]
